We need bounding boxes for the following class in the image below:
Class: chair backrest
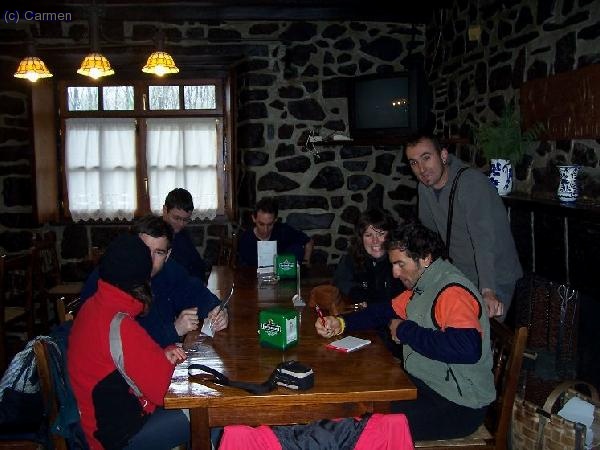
[0,252,35,370]
[89,246,103,266]
[32,341,68,450]
[32,232,62,290]
[488,319,528,449]
[217,233,238,269]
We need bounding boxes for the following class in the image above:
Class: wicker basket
[511,381,600,450]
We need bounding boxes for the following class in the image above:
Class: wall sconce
[13,36,53,83]
[142,30,179,76]
[77,5,114,79]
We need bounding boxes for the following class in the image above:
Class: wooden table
[164,266,417,450]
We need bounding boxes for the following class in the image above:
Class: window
[58,78,233,222]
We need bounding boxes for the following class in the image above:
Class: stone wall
[0,70,36,255]
[0,17,424,272]
[233,21,425,265]
[5,0,599,274]
[425,0,600,200]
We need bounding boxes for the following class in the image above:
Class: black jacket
[333,254,404,304]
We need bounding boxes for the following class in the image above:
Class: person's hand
[482,289,504,318]
[389,318,404,344]
[208,305,229,332]
[315,316,341,338]
[174,307,199,336]
[164,345,187,365]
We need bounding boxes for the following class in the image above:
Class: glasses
[151,249,169,259]
[169,213,191,224]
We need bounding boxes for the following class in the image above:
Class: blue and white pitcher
[557,165,581,203]
[489,158,513,196]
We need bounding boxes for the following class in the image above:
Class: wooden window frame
[50,77,235,224]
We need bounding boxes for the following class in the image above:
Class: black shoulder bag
[188,361,314,394]
[445,166,469,261]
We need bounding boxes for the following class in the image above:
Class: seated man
[80,215,228,347]
[315,221,495,441]
[238,197,314,267]
[162,187,209,284]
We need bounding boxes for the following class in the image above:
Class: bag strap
[542,380,599,413]
[109,312,143,398]
[445,167,468,260]
[188,363,276,395]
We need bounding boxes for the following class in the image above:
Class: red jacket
[67,280,175,450]
[218,413,413,450]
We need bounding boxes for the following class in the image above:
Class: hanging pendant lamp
[14,56,53,82]
[142,30,179,76]
[78,5,114,79]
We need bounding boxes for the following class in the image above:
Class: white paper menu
[257,240,277,275]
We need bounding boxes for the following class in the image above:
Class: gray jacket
[417,154,522,294]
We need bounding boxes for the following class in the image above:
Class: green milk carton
[259,307,298,350]
[275,253,297,279]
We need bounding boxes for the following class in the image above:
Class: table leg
[190,407,210,450]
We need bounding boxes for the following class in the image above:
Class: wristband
[335,316,346,335]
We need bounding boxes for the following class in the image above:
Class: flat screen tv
[348,69,432,142]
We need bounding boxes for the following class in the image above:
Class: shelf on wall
[310,138,354,146]
[503,193,600,220]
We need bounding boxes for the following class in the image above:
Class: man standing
[162,188,208,284]
[404,134,522,320]
[80,215,228,347]
[238,197,314,267]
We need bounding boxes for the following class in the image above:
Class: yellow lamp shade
[77,52,115,79]
[142,51,179,76]
[14,56,53,82]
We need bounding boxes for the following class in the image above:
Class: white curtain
[65,118,137,221]
[146,118,218,220]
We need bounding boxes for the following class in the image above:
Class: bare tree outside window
[103,86,134,110]
[184,85,216,109]
[149,85,180,110]
[67,86,98,111]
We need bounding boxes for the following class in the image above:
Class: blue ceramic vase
[489,158,513,196]
[557,165,581,203]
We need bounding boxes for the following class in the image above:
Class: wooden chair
[0,340,72,449]
[414,319,528,450]
[0,252,34,372]
[32,233,84,326]
[216,232,238,269]
[0,440,41,449]
[32,341,68,450]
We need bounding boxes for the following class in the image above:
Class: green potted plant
[475,105,543,195]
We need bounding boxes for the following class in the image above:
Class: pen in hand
[315,305,327,328]
[211,283,235,331]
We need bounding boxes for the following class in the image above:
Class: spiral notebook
[325,336,371,353]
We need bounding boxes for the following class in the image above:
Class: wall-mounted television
[348,68,432,143]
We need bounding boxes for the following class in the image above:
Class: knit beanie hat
[99,234,152,292]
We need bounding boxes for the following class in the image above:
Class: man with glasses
[162,188,209,284]
[80,215,228,347]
